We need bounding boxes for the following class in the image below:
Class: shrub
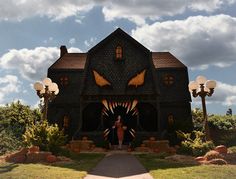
[0,101,41,154]
[176,130,215,156]
[208,115,236,146]
[0,101,41,138]
[0,128,23,155]
[192,108,204,130]
[23,120,66,154]
[208,115,236,130]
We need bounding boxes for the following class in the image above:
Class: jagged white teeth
[104,110,108,116]
[131,100,138,111]
[104,130,110,136]
[102,100,109,110]
[129,130,135,137]
[104,128,109,133]
[126,102,131,114]
[109,102,114,113]
[132,109,138,116]
[132,110,136,116]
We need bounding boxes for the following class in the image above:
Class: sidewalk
[84,151,153,179]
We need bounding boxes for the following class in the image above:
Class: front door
[102,100,138,145]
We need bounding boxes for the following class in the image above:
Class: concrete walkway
[84,151,153,179]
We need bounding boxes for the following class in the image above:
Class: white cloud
[102,0,235,25]
[225,96,236,106]
[212,81,236,106]
[0,46,81,81]
[84,37,97,48]
[69,38,76,45]
[68,47,82,53]
[0,75,21,103]
[0,0,95,22]
[189,0,235,12]
[132,14,236,68]
[0,1,235,24]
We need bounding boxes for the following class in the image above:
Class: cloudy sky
[0,0,236,114]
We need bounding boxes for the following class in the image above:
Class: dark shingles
[50,52,185,70]
[152,52,186,68]
[49,53,87,69]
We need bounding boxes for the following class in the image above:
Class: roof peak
[88,27,150,53]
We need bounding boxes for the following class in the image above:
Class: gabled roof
[152,52,186,69]
[48,28,186,70]
[89,28,150,54]
[49,51,186,70]
[49,53,87,70]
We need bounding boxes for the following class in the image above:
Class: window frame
[163,74,174,86]
[60,76,69,87]
[115,45,123,60]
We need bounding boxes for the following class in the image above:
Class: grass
[136,153,236,179]
[0,153,104,179]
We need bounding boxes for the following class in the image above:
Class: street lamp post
[34,77,59,120]
[188,76,216,141]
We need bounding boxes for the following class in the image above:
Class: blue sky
[0,0,236,115]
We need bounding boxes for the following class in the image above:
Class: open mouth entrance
[102,100,138,145]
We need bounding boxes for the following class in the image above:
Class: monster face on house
[79,30,160,144]
[47,28,192,145]
[92,69,145,142]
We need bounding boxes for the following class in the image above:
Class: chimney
[60,45,68,57]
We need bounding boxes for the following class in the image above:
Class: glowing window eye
[93,70,111,87]
[128,69,146,88]
[116,46,122,59]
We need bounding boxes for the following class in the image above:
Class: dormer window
[163,74,174,86]
[115,46,122,59]
[60,76,69,87]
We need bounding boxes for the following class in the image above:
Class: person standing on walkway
[113,115,127,149]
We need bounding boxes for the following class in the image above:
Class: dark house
[47,28,192,145]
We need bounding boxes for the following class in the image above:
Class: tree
[191,108,204,130]
[0,101,41,154]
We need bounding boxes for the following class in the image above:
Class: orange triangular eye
[128,69,146,88]
[93,70,111,87]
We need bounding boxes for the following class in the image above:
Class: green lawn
[0,153,104,179]
[136,153,236,179]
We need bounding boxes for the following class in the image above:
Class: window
[167,114,174,126]
[60,76,69,86]
[163,74,174,86]
[63,115,69,129]
[115,46,122,59]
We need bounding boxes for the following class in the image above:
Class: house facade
[47,28,192,145]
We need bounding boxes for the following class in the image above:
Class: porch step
[68,139,95,153]
[110,145,129,150]
[135,138,176,154]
